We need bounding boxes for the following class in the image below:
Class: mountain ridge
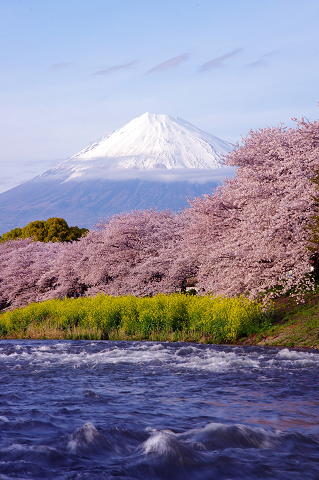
[0,112,234,233]
[39,112,232,183]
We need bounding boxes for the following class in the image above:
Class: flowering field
[0,294,271,342]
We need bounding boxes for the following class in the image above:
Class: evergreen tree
[0,218,88,243]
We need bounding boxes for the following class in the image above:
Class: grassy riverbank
[0,294,270,343]
[2,291,319,347]
[240,289,319,349]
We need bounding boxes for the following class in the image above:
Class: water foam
[1,342,318,374]
[67,422,108,455]
[141,431,204,466]
[150,421,318,455]
[186,422,280,450]
[276,348,319,367]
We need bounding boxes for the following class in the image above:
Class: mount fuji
[0,113,234,234]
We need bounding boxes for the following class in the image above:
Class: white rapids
[1,341,319,479]
[1,342,319,372]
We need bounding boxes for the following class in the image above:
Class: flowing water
[1,340,319,479]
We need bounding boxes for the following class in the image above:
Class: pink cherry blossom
[1,116,319,310]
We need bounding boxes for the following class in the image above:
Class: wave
[0,342,242,371]
[67,422,110,455]
[2,341,318,374]
[0,418,318,479]
[139,431,205,466]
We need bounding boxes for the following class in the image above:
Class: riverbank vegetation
[0,294,271,342]
[2,291,319,348]
[241,287,319,349]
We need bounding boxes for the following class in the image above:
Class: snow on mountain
[41,113,233,182]
[0,113,234,234]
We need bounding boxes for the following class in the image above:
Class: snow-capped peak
[41,113,233,182]
[68,112,232,170]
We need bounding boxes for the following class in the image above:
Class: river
[0,340,319,479]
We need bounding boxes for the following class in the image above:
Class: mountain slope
[41,112,232,181]
[0,113,234,234]
[0,177,223,233]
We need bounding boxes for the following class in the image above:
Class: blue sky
[0,0,319,192]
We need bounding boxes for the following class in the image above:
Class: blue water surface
[0,340,319,479]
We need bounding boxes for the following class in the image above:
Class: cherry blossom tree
[0,239,61,310]
[183,117,319,299]
[70,209,185,297]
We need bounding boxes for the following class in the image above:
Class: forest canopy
[0,218,88,243]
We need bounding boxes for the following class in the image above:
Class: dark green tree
[0,227,23,242]
[0,218,88,243]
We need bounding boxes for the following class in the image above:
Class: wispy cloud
[93,61,137,76]
[24,159,64,167]
[246,52,276,68]
[147,53,190,73]
[63,166,235,184]
[49,62,72,71]
[247,59,267,68]
[199,48,243,72]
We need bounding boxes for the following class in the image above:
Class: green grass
[239,288,319,349]
[0,293,270,343]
